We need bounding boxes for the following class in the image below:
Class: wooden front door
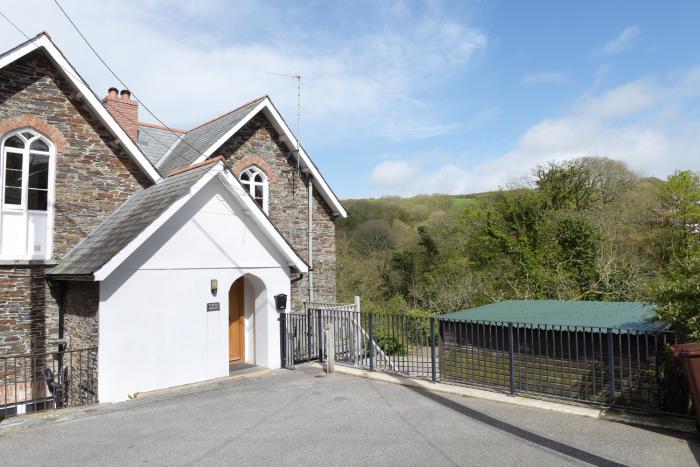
[228,278,245,362]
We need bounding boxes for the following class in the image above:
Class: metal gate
[279,302,434,380]
[1,347,97,420]
[281,302,359,366]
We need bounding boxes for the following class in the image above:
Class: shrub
[375,334,407,356]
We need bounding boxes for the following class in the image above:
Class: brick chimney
[102,87,139,141]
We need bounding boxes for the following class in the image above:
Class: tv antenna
[265,72,302,164]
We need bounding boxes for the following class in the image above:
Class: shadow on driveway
[406,385,628,467]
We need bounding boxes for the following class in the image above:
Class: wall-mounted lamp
[274,294,287,311]
[211,279,218,296]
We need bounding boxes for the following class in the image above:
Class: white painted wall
[98,178,290,402]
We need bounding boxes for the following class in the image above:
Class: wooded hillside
[336,157,700,338]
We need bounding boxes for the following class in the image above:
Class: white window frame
[0,129,56,260]
[239,165,269,214]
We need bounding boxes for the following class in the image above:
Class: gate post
[317,309,324,363]
[325,323,335,373]
[607,329,616,406]
[354,296,361,364]
[306,306,312,362]
[348,310,355,365]
[368,313,374,371]
[508,322,515,396]
[279,312,288,368]
[430,317,437,383]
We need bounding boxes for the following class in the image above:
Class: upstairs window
[1,130,54,260]
[239,166,269,213]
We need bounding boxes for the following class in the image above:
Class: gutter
[308,175,314,302]
[45,274,96,281]
[291,268,305,284]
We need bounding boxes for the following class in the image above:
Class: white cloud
[577,80,661,119]
[380,120,464,142]
[593,25,640,56]
[369,67,700,197]
[522,71,566,84]
[0,0,486,140]
[369,160,422,194]
[379,106,500,142]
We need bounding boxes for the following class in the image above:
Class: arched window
[1,129,54,259]
[239,166,268,213]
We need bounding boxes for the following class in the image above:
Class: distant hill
[337,192,496,231]
[335,160,673,313]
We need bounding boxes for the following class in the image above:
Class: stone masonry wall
[63,282,99,350]
[62,282,99,404]
[213,113,337,311]
[0,267,59,356]
[0,50,150,357]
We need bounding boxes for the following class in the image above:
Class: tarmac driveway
[0,366,698,466]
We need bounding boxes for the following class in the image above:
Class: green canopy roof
[439,300,664,332]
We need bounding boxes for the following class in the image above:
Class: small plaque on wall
[206,302,220,312]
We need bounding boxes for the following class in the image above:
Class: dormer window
[1,129,54,260]
[239,166,268,213]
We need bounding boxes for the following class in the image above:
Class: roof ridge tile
[138,121,188,134]
[167,156,223,177]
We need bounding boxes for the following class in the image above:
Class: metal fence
[439,319,686,413]
[281,306,690,416]
[1,348,97,420]
[281,305,437,381]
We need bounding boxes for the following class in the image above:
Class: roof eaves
[90,163,219,279]
[49,162,217,277]
[259,99,347,217]
[0,33,162,183]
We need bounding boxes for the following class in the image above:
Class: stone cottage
[0,32,346,403]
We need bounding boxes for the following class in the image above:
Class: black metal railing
[1,348,97,420]
[281,307,438,381]
[281,306,690,416]
[439,319,686,413]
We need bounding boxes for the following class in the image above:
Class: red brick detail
[137,121,187,134]
[232,155,275,182]
[0,115,67,152]
[167,156,223,177]
[102,93,139,142]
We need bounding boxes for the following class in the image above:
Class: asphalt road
[0,367,698,466]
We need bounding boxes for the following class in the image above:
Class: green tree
[353,219,396,254]
[555,216,602,293]
[655,255,700,339]
[535,157,638,211]
[654,170,700,338]
[481,188,560,298]
[656,170,700,263]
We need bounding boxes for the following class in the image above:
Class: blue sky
[2,1,699,198]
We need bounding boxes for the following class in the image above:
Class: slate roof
[130,95,346,217]
[48,162,215,277]
[136,124,184,166]
[155,98,264,176]
[439,300,665,333]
